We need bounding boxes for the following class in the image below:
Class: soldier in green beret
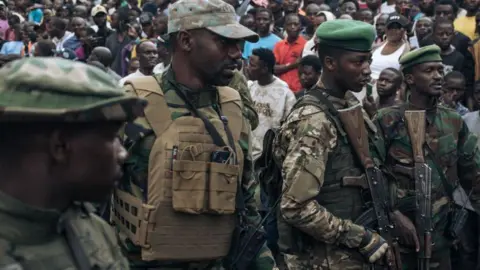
[272,19,391,269]
[0,57,146,269]
[374,45,480,269]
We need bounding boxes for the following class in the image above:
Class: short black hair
[35,40,56,57]
[255,7,273,20]
[252,48,276,74]
[299,55,322,73]
[445,70,465,82]
[240,14,253,25]
[433,17,454,31]
[51,16,67,30]
[317,43,343,67]
[435,0,458,16]
[382,67,404,86]
[284,13,300,24]
[341,0,360,11]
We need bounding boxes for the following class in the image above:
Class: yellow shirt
[454,16,476,40]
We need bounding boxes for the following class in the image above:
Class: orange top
[273,36,307,92]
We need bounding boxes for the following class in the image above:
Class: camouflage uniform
[118,0,275,269]
[273,82,375,270]
[0,58,146,269]
[229,69,259,131]
[374,101,480,269]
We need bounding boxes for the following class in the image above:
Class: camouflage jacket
[374,101,480,250]
[229,69,259,131]
[0,191,128,270]
[273,84,370,261]
[121,69,274,269]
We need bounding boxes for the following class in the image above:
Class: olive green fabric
[0,57,146,122]
[315,19,376,52]
[399,45,442,71]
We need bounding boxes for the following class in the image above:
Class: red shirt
[273,36,307,92]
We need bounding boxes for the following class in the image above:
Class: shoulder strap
[217,86,243,141]
[124,76,172,137]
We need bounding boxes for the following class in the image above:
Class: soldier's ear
[176,30,193,52]
[323,55,336,72]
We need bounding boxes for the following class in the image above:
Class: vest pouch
[172,160,208,214]
[208,162,239,214]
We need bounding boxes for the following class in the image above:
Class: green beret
[0,57,147,122]
[399,45,442,70]
[315,19,376,52]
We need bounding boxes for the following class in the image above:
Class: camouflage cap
[0,57,147,122]
[168,0,259,42]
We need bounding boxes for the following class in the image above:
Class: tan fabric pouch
[172,160,208,214]
[208,162,239,214]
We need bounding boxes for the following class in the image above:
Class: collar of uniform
[406,97,437,125]
[316,79,359,109]
[0,190,63,244]
[163,68,218,108]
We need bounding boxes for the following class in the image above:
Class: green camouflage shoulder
[228,70,259,130]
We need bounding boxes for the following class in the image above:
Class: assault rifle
[338,104,401,270]
[404,110,433,270]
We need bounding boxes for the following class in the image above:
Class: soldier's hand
[390,210,420,252]
[362,96,377,118]
[358,229,389,263]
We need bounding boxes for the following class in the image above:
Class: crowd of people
[2,0,480,269]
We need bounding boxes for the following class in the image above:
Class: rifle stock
[339,104,401,270]
[338,104,374,169]
[404,110,432,270]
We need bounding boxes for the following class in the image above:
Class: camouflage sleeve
[276,105,365,248]
[229,70,259,130]
[457,120,480,214]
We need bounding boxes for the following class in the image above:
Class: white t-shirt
[119,69,145,86]
[380,2,396,14]
[53,31,74,51]
[248,77,296,161]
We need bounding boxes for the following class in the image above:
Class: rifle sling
[423,143,455,200]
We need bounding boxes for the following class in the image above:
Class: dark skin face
[340,2,357,15]
[71,18,86,38]
[473,83,480,107]
[418,0,434,15]
[110,13,119,30]
[138,41,158,70]
[246,55,266,81]
[51,123,126,203]
[282,0,300,14]
[324,50,372,92]
[93,12,107,27]
[154,15,168,36]
[415,18,432,40]
[395,0,412,14]
[0,6,6,20]
[355,10,374,25]
[435,4,455,21]
[443,77,466,104]
[177,29,243,86]
[73,5,88,18]
[313,13,326,27]
[375,14,388,37]
[464,0,480,13]
[306,4,321,23]
[142,22,154,38]
[268,0,282,13]
[433,23,454,51]
[366,0,381,11]
[285,15,301,40]
[376,69,401,97]
[299,65,320,89]
[240,15,255,32]
[386,23,405,42]
[407,62,444,97]
[255,11,272,36]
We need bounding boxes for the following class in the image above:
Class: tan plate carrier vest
[112,76,245,261]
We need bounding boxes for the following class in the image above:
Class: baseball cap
[168,0,259,42]
[139,12,153,24]
[91,5,107,17]
[386,13,409,28]
[0,57,146,123]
